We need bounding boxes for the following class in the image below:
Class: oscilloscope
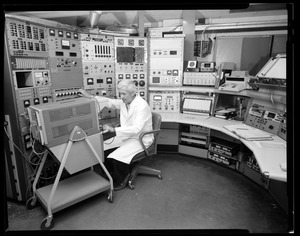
[28,97,100,148]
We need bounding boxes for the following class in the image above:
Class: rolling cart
[26,126,114,230]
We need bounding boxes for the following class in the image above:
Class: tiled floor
[5,153,290,233]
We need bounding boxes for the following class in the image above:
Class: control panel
[149,90,181,113]
[183,72,217,86]
[12,69,53,116]
[199,62,216,72]
[6,18,48,57]
[47,28,83,91]
[81,33,116,97]
[10,56,49,70]
[53,87,82,101]
[114,36,148,99]
[4,17,56,200]
[277,112,287,140]
[149,37,184,86]
[12,69,51,88]
[5,18,53,151]
[244,103,285,135]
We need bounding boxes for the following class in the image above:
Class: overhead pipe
[165,19,287,32]
[89,11,102,28]
[138,11,145,37]
[198,20,287,31]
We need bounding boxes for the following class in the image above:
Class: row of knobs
[55,91,80,97]
[132,80,145,87]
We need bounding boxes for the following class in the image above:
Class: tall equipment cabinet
[4,17,50,201]
[4,16,81,202]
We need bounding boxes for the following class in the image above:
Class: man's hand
[103,124,115,133]
[78,89,93,98]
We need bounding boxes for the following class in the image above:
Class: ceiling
[5,3,288,30]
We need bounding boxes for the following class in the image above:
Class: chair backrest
[152,112,162,131]
[131,112,162,162]
[151,112,162,155]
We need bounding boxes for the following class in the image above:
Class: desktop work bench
[103,112,288,213]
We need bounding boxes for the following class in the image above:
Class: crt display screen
[116,47,135,63]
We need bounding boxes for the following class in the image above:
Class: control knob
[139,80,145,87]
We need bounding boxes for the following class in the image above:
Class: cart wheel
[158,174,163,180]
[108,190,114,203]
[26,196,38,210]
[128,182,135,190]
[40,216,55,230]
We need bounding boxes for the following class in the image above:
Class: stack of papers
[224,124,273,141]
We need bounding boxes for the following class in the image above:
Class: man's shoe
[114,174,130,191]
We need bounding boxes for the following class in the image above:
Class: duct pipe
[195,20,287,31]
[183,10,196,61]
[89,11,102,28]
[161,19,287,32]
[138,11,145,37]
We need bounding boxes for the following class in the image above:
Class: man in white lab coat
[78,80,153,190]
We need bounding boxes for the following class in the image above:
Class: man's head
[117,80,137,105]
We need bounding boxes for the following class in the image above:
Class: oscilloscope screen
[116,47,145,63]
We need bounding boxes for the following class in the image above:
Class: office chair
[128,112,162,190]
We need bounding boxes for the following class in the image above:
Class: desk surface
[159,112,287,182]
[100,113,287,182]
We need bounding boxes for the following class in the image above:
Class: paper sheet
[224,124,273,141]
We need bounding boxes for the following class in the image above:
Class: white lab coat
[96,95,154,164]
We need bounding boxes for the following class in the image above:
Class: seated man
[78,80,153,190]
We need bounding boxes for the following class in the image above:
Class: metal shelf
[36,171,110,214]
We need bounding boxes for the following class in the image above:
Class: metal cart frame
[26,126,114,230]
